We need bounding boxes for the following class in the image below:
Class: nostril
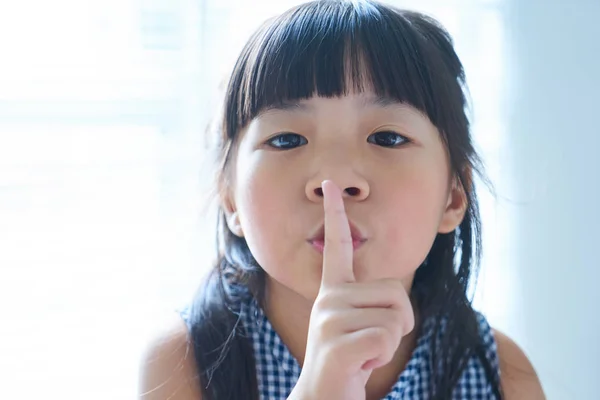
[312,186,361,198]
[345,187,360,196]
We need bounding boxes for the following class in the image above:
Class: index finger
[321,180,355,286]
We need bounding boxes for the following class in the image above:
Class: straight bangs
[224,0,464,138]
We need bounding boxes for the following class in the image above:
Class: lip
[307,221,368,253]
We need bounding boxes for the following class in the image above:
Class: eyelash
[367,131,410,147]
[266,133,308,149]
[266,131,410,149]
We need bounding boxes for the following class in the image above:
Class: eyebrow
[258,95,405,116]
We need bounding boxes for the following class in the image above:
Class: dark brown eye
[367,131,409,147]
[267,133,308,149]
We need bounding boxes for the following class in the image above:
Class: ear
[438,175,468,234]
[222,191,244,237]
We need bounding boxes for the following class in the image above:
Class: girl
[138,1,544,399]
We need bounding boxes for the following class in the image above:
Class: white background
[0,0,596,398]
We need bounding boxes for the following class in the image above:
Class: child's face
[224,92,466,300]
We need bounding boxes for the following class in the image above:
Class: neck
[263,278,312,365]
[263,277,421,399]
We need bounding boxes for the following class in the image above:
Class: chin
[264,270,320,302]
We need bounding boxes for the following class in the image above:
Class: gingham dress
[180,294,500,399]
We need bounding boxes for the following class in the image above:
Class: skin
[226,93,463,301]
[137,92,546,400]
[289,180,415,399]
[224,92,469,398]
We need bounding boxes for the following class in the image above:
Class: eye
[266,133,308,149]
[367,131,409,148]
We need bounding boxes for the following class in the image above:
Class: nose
[305,173,370,202]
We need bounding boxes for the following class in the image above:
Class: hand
[289,180,415,400]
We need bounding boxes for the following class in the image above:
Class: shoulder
[137,311,202,400]
[492,328,545,400]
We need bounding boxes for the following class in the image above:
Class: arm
[493,329,545,400]
[138,313,202,400]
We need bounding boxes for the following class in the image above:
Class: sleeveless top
[179,293,500,399]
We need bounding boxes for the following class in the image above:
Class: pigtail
[186,215,263,399]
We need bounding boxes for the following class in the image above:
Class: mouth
[307,221,368,253]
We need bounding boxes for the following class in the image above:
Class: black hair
[187,0,502,398]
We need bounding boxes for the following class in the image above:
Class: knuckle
[315,289,337,308]
[318,310,340,333]
[388,310,404,331]
[387,282,407,305]
[365,327,387,348]
[365,326,397,361]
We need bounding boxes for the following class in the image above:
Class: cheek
[379,175,448,273]
[236,172,278,251]
[235,165,320,297]
[234,159,300,269]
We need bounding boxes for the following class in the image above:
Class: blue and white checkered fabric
[181,294,500,399]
